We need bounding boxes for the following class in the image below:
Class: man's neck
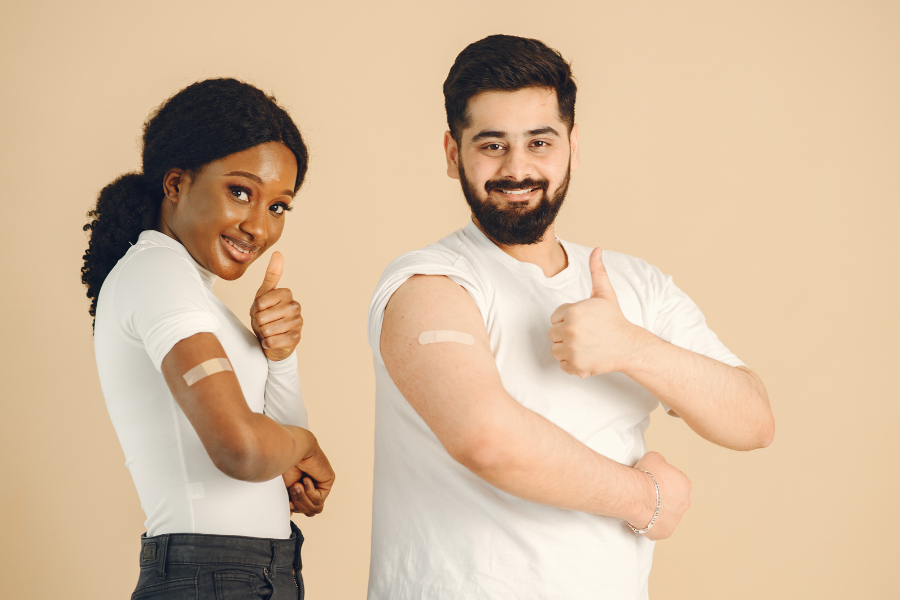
[473,218,568,278]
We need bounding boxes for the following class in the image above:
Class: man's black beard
[459,160,570,246]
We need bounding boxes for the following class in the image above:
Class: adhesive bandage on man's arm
[418,330,475,345]
[183,357,233,386]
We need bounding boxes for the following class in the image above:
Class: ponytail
[81,173,160,324]
[81,78,309,329]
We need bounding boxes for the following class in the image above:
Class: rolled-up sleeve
[113,248,220,372]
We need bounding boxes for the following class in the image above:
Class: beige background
[1,1,898,598]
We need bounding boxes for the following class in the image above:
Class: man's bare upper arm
[380,275,512,460]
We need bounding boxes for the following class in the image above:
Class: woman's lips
[220,235,259,264]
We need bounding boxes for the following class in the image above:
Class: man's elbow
[446,430,511,475]
[732,412,775,451]
[757,412,776,449]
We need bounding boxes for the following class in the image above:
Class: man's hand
[282,444,335,517]
[630,451,691,541]
[549,248,646,377]
[250,252,303,362]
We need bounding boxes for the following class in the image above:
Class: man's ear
[569,123,580,172]
[162,168,188,203]
[443,131,460,180]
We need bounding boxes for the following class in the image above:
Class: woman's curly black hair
[81,78,308,328]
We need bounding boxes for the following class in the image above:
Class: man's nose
[499,145,533,182]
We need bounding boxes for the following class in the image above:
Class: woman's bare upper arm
[160,332,254,457]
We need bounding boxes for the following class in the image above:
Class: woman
[82,78,333,599]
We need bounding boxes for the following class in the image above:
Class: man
[366,34,774,599]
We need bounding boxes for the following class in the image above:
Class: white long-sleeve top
[94,230,307,539]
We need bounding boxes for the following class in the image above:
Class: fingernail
[262,339,269,349]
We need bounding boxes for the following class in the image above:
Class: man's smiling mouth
[499,188,538,195]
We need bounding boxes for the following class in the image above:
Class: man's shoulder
[560,240,663,281]
[377,228,479,282]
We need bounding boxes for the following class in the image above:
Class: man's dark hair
[443,34,577,142]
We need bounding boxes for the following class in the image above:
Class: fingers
[252,288,294,314]
[255,251,284,299]
[255,298,302,328]
[260,330,301,352]
[547,322,565,343]
[550,303,573,325]
[288,476,329,516]
[589,248,613,299]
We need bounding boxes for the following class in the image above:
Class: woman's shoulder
[99,234,212,324]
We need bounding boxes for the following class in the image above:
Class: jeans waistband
[139,521,303,579]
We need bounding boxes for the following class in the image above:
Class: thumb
[589,248,613,298]
[255,251,283,299]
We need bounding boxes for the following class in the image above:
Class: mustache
[484,178,549,193]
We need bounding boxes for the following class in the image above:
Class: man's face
[444,87,579,245]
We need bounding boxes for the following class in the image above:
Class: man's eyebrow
[224,171,294,197]
[470,130,507,142]
[527,126,560,137]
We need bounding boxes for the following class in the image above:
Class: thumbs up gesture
[548,248,642,377]
[249,251,303,362]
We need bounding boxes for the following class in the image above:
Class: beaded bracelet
[625,468,660,534]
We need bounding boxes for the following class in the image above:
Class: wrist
[287,425,318,460]
[623,466,658,525]
[267,348,298,372]
[625,469,660,534]
[618,325,659,376]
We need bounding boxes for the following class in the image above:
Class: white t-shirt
[366,220,744,600]
[93,230,308,539]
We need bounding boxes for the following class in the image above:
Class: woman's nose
[240,204,268,242]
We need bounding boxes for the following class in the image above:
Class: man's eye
[230,187,250,202]
[485,143,504,151]
[532,140,548,148]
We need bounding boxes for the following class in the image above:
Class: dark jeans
[132,522,304,599]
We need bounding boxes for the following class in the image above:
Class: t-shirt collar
[462,218,577,285]
[136,230,218,289]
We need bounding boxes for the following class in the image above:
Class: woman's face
[159,141,299,280]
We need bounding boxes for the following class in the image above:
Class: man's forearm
[456,397,655,524]
[623,329,775,450]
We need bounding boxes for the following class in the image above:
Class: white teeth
[224,237,250,254]
[500,188,535,195]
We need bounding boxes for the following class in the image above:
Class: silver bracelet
[625,468,660,534]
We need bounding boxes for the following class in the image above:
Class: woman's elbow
[208,429,265,481]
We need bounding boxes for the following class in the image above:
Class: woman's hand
[250,252,303,362]
[282,444,335,517]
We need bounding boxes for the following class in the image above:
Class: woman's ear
[162,168,188,203]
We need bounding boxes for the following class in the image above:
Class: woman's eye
[230,187,250,202]
[269,202,291,215]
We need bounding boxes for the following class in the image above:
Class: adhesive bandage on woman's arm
[418,330,475,345]
[183,358,233,386]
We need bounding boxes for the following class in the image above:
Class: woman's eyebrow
[225,170,294,196]
[224,170,264,184]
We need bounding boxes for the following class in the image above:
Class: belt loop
[291,521,304,572]
[156,535,170,580]
[268,540,278,577]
